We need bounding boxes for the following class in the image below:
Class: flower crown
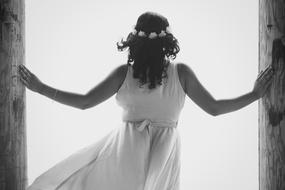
[131,26,172,39]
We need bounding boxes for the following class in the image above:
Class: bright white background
[26,0,259,189]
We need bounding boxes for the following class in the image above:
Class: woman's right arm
[178,63,274,116]
[18,64,127,110]
[38,83,87,109]
[18,64,87,109]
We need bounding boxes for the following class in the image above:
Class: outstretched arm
[18,64,127,110]
[178,63,274,116]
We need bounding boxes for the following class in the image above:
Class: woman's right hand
[18,64,44,93]
[252,65,275,99]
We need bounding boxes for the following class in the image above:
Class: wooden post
[0,0,26,189]
[259,0,285,189]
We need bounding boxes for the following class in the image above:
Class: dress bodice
[115,62,186,125]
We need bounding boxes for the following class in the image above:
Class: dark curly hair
[117,11,180,90]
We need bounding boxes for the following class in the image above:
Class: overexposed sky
[26,0,259,189]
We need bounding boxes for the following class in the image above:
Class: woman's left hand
[252,65,274,99]
[18,64,44,93]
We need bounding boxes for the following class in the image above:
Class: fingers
[258,75,274,98]
[19,64,32,77]
[262,71,273,82]
[263,71,274,85]
[257,66,269,77]
[18,65,31,87]
[257,69,274,86]
[258,65,273,79]
[20,75,29,87]
[257,66,274,90]
[263,73,274,91]
[266,68,274,80]
[265,76,273,87]
[18,67,30,82]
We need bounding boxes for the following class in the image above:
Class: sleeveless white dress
[27,61,186,190]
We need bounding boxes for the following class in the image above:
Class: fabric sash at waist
[123,119,178,132]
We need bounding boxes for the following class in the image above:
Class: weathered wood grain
[259,0,285,189]
[0,0,26,189]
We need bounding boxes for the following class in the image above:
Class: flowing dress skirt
[27,120,181,190]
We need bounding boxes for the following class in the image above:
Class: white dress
[27,61,186,190]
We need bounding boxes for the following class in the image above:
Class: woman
[19,11,274,190]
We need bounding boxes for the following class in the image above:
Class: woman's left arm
[214,66,274,115]
[18,64,127,110]
[180,63,274,116]
[214,91,259,116]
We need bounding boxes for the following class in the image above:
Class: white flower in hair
[138,31,147,37]
[165,26,171,33]
[158,30,166,37]
[149,32,158,39]
[132,29,137,35]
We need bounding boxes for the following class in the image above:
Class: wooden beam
[259,0,285,189]
[0,0,27,189]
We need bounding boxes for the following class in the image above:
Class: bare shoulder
[176,62,196,92]
[100,63,129,91]
[113,64,129,91]
[115,64,129,79]
[176,62,195,78]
